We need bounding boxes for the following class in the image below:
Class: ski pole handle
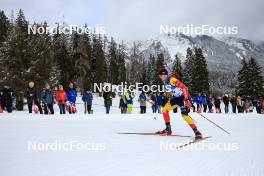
[163,63,172,73]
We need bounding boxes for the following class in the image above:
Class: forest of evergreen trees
[0,9,127,93]
[0,9,263,101]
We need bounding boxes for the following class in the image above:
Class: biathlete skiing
[156,68,203,140]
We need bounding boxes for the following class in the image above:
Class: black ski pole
[197,113,231,135]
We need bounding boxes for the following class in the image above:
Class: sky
[1,0,263,42]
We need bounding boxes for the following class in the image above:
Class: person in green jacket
[124,91,133,114]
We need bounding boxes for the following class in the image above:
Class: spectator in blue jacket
[256,100,261,114]
[150,93,157,113]
[156,92,163,113]
[66,82,77,114]
[82,89,93,114]
[189,96,196,112]
[195,93,203,113]
[202,94,208,113]
[41,84,54,114]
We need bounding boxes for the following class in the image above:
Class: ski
[176,136,212,149]
[118,132,192,138]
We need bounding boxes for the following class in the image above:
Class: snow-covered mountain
[131,33,264,73]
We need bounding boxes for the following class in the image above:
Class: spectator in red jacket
[261,100,264,114]
[55,85,67,114]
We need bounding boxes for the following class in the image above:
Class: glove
[185,99,192,109]
[164,91,172,98]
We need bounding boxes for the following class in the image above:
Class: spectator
[237,96,242,113]
[156,92,163,113]
[202,93,208,113]
[244,100,249,113]
[256,101,261,114]
[223,94,229,114]
[150,93,157,113]
[82,89,93,114]
[66,82,77,114]
[249,100,254,113]
[41,84,54,114]
[230,96,237,113]
[138,92,147,114]
[214,97,221,113]
[195,93,203,113]
[103,87,112,114]
[119,95,127,114]
[189,96,196,112]
[241,99,245,113]
[261,100,264,114]
[0,85,15,113]
[124,91,133,114]
[207,95,213,113]
[24,81,43,114]
[55,85,67,114]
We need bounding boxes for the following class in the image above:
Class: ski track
[0,99,264,176]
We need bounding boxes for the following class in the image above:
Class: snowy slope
[132,34,264,73]
[155,33,194,60]
[0,96,264,176]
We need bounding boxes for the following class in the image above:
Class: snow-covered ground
[0,95,264,176]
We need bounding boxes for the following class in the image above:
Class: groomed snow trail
[0,99,263,176]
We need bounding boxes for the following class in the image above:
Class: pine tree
[28,22,55,89]
[172,54,183,81]
[1,9,30,90]
[141,59,147,85]
[155,53,165,85]
[0,10,10,44]
[183,48,195,91]
[117,41,127,83]
[236,58,250,98]
[53,24,74,88]
[192,48,209,94]
[77,31,92,91]
[237,58,264,99]
[0,10,57,110]
[248,58,264,99]
[127,42,144,85]
[146,54,156,85]
[71,31,81,81]
[108,37,119,84]
[0,10,10,84]
[91,35,107,84]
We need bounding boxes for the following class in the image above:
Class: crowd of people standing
[0,82,264,115]
[192,93,264,114]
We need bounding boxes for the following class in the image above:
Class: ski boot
[155,123,172,135]
[194,129,203,140]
